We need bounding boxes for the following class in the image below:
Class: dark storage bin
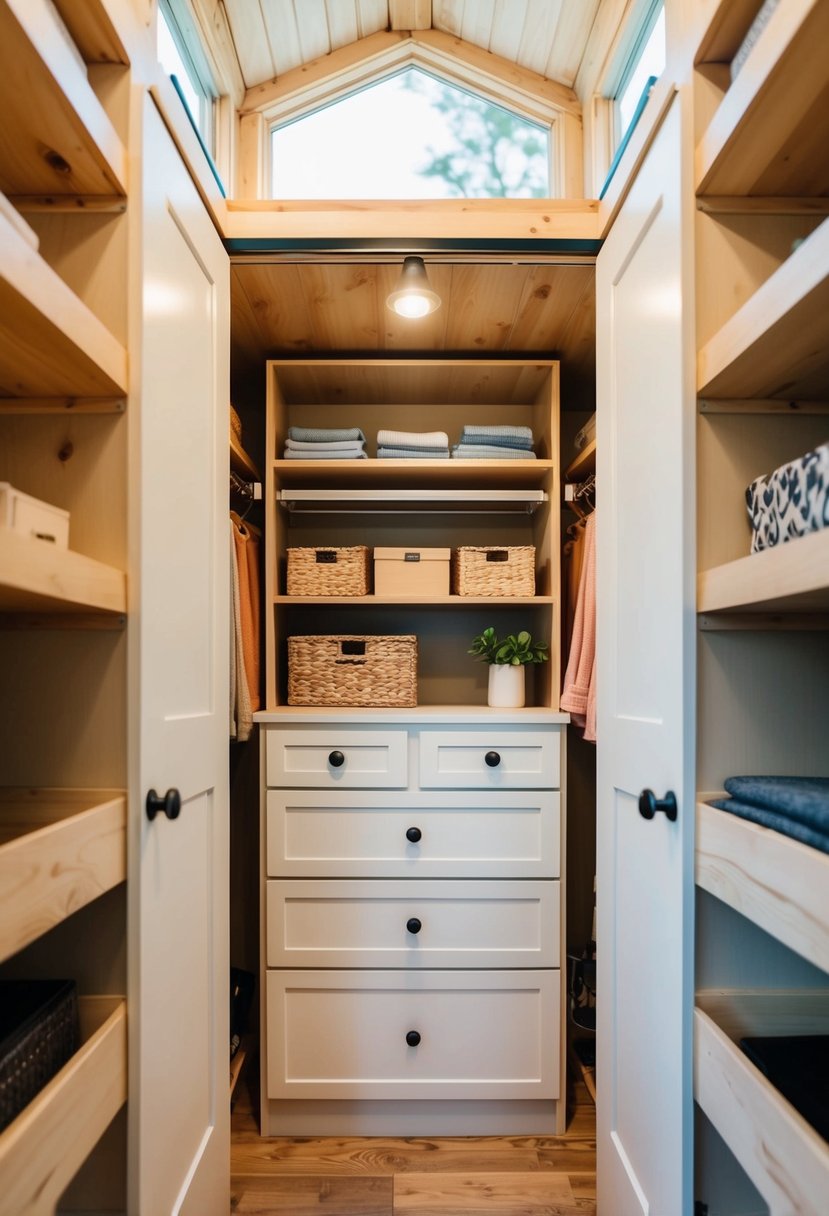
[0,979,79,1132]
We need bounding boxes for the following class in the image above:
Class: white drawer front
[266,790,560,878]
[419,729,560,789]
[266,879,560,969]
[265,728,407,788]
[266,969,560,1101]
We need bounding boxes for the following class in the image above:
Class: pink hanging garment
[560,511,596,743]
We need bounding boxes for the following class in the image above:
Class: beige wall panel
[262,0,304,76]
[294,0,335,64]
[324,0,360,49]
[223,0,275,88]
[357,0,391,38]
[517,0,561,78]
[544,0,601,89]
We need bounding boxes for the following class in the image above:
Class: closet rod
[281,504,542,516]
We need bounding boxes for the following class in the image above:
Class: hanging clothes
[230,513,261,741]
[562,518,587,659]
[561,510,596,743]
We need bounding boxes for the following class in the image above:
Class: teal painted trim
[599,75,657,201]
[224,237,602,254]
[169,74,226,198]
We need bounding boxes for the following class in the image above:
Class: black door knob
[328,750,345,767]
[406,1030,421,1047]
[406,917,422,935]
[638,789,678,822]
[146,788,181,822]
[485,750,501,768]
[406,826,422,842]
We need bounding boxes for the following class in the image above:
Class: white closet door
[129,96,229,1215]
[595,94,695,1216]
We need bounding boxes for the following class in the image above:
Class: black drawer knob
[406,1030,421,1047]
[638,788,678,822]
[146,788,181,822]
[485,750,501,768]
[406,917,422,935]
[406,826,422,842]
[328,750,345,768]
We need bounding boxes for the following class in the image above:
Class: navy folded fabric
[723,775,829,834]
[710,798,829,855]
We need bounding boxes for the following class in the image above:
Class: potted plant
[468,627,549,708]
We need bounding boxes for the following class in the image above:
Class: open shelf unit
[264,358,562,712]
[0,1,131,1204]
[693,3,829,1207]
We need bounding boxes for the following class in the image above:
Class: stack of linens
[377,429,449,459]
[710,776,829,854]
[452,425,536,459]
[283,426,367,459]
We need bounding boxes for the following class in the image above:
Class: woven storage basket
[287,546,370,596]
[0,979,79,1133]
[288,635,417,707]
[452,546,536,597]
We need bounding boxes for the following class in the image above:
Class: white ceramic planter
[487,663,525,708]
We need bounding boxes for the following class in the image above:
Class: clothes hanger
[230,507,261,536]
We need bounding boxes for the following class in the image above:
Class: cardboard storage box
[0,482,69,548]
[374,547,450,596]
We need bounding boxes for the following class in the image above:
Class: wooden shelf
[695,0,829,196]
[0,529,126,616]
[694,0,769,67]
[694,995,829,1215]
[275,459,553,491]
[231,432,261,481]
[697,529,829,615]
[276,595,554,607]
[564,440,595,483]
[696,799,829,972]
[0,0,127,197]
[0,788,126,964]
[0,205,128,398]
[697,216,829,399]
[0,997,127,1214]
[51,0,130,67]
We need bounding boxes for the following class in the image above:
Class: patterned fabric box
[745,442,829,553]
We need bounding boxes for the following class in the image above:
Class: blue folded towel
[452,445,536,459]
[461,424,533,443]
[460,433,534,450]
[377,447,450,459]
[282,450,367,460]
[723,776,829,834]
[710,798,829,855]
[288,426,366,443]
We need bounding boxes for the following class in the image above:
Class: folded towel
[282,449,368,460]
[461,424,534,443]
[377,429,449,449]
[452,444,536,459]
[285,438,365,453]
[377,447,450,459]
[723,776,829,834]
[459,433,534,450]
[710,798,829,855]
[288,426,366,443]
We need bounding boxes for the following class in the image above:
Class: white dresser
[257,709,568,1136]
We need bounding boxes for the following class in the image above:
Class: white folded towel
[377,429,449,449]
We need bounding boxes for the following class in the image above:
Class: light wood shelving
[274,459,553,489]
[564,439,595,483]
[231,431,261,482]
[0,528,126,617]
[698,528,829,616]
[0,788,126,964]
[696,799,829,972]
[694,993,829,1216]
[275,595,555,607]
[0,997,127,1215]
[695,0,829,198]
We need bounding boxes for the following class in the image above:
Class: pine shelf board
[694,1002,829,1215]
[274,459,553,490]
[0,207,128,397]
[695,0,829,197]
[0,0,127,196]
[697,216,829,400]
[51,0,130,66]
[697,529,829,615]
[694,0,768,66]
[564,440,595,483]
[0,997,127,1215]
[0,529,127,616]
[695,799,829,972]
[0,788,126,964]
[276,595,554,606]
[231,432,261,481]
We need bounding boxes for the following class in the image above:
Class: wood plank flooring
[231,1073,596,1215]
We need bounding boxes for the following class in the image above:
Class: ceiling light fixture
[386,256,441,319]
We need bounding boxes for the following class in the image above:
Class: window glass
[615,6,665,142]
[271,68,550,199]
[157,3,214,151]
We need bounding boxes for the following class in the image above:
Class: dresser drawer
[266,790,560,878]
[419,729,560,789]
[265,728,407,788]
[266,969,560,1101]
[266,879,560,968]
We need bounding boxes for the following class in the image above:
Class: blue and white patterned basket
[746,441,829,553]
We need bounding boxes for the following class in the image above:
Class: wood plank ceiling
[222,0,602,91]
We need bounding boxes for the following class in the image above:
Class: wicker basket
[287,635,417,707]
[287,546,370,596]
[452,546,536,597]
[0,979,79,1133]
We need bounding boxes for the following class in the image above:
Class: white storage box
[373,547,450,596]
[0,483,70,549]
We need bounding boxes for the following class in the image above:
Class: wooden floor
[231,1072,596,1215]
